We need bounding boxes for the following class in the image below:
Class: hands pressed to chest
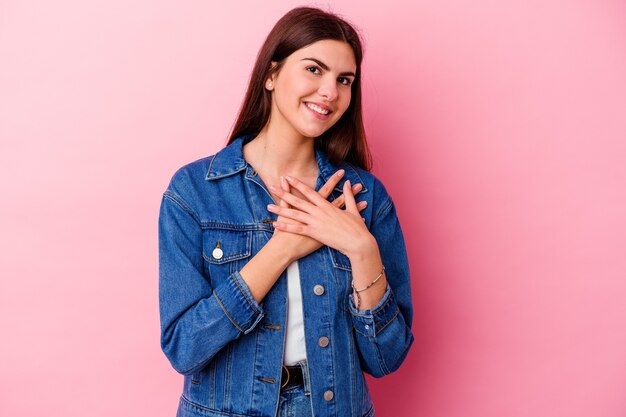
[268,171,386,310]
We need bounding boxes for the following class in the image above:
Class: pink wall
[1,1,625,416]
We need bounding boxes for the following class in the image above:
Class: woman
[159,7,414,417]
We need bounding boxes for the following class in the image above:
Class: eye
[338,77,353,86]
[306,65,321,74]
[307,65,353,86]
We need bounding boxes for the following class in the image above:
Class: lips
[304,102,332,120]
[305,101,332,113]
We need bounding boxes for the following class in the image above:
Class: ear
[265,61,278,90]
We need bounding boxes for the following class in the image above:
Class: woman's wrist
[344,235,387,310]
[266,236,299,267]
[344,233,378,262]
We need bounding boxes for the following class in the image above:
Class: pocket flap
[329,247,352,271]
[203,229,252,264]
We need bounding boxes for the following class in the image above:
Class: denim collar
[205,134,368,193]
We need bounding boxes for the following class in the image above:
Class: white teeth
[305,102,330,115]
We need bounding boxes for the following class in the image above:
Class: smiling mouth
[304,102,331,115]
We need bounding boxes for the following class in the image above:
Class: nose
[318,78,338,102]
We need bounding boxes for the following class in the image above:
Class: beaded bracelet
[351,266,385,310]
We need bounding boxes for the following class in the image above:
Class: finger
[334,199,367,214]
[279,176,290,208]
[284,175,330,207]
[272,221,309,236]
[331,183,363,208]
[318,169,345,200]
[343,180,358,213]
[269,184,317,213]
[267,203,313,224]
[274,175,301,224]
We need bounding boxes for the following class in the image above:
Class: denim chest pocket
[202,228,253,279]
[328,247,354,311]
[329,247,352,271]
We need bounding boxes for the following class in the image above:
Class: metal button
[318,337,329,347]
[212,241,224,259]
[324,390,334,401]
[313,284,324,295]
[364,325,370,330]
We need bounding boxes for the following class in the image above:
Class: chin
[304,121,340,138]
[298,126,328,139]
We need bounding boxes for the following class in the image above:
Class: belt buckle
[281,365,290,389]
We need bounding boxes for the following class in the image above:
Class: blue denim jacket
[159,134,414,417]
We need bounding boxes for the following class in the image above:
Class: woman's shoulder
[162,153,220,202]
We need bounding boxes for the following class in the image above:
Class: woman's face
[266,39,357,139]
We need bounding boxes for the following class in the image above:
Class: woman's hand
[267,174,373,259]
[268,169,367,262]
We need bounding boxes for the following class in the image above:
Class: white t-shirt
[283,260,307,365]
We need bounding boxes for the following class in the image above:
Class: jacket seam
[352,325,371,338]
[213,289,245,333]
[363,401,375,417]
[206,154,217,178]
[374,196,393,219]
[181,394,257,417]
[231,273,260,314]
[374,308,399,336]
[163,190,202,226]
[349,287,391,318]
[373,337,390,375]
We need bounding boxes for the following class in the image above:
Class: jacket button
[313,284,324,295]
[324,390,334,401]
[212,247,223,259]
[318,337,329,347]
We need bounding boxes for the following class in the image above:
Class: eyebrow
[301,58,356,77]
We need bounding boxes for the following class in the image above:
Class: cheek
[277,83,308,111]
[336,92,352,115]
[283,73,312,96]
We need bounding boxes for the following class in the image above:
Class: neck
[243,125,319,180]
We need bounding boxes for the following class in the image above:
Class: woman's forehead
[288,40,356,71]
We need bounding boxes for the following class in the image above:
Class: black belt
[281,364,304,390]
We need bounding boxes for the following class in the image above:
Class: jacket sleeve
[347,180,414,378]
[158,189,265,375]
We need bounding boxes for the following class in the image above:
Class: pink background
[1,1,625,416]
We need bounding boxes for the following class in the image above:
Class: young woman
[159,7,414,417]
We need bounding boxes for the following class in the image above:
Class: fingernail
[346,180,351,187]
[353,183,363,190]
[285,175,294,182]
[269,185,277,191]
[360,201,368,207]
[337,169,345,177]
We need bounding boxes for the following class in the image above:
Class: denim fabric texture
[159,134,414,417]
[275,360,313,417]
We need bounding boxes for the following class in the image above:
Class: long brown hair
[226,6,372,171]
